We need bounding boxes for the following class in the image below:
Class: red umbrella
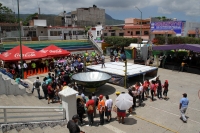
[39,44,70,57]
[0,45,46,61]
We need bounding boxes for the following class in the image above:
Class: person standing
[47,83,54,104]
[150,81,155,101]
[32,77,41,99]
[17,63,22,76]
[23,61,28,73]
[156,77,162,99]
[76,98,85,126]
[163,80,169,100]
[42,77,48,100]
[117,107,126,124]
[179,93,189,123]
[67,114,85,133]
[86,95,95,126]
[101,54,106,68]
[92,92,97,117]
[105,95,113,122]
[97,95,105,125]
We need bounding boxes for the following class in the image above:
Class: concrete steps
[0,94,63,124]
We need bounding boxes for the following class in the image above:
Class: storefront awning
[153,44,200,53]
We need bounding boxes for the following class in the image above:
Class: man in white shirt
[18,63,22,76]
[138,85,143,106]
[101,54,105,68]
[105,95,113,122]
[23,62,28,72]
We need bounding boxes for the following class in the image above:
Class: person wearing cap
[67,114,85,133]
[97,95,105,125]
[115,91,120,96]
[179,93,189,123]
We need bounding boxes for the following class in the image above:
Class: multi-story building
[71,5,105,27]
[103,24,125,37]
[124,18,150,41]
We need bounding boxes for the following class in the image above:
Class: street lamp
[17,0,23,78]
[134,6,142,49]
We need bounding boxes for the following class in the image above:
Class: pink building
[124,18,150,41]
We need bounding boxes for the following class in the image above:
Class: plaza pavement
[26,62,200,133]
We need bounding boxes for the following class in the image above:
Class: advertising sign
[151,21,186,35]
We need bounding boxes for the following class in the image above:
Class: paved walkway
[26,66,200,133]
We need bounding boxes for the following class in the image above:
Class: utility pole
[17,0,23,79]
[123,60,127,88]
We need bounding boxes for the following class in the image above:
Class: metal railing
[38,35,88,41]
[89,37,103,54]
[0,37,32,43]
[0,106,66,124]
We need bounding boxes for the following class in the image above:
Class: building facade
[71,5,105,27]
[103,24,125,37]
[0,23,20,38]
[124,18,150,41]
[48,26,85,40]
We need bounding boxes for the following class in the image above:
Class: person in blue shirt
[179,93,189,123]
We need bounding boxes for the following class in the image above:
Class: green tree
[104,36,137,47]
[0,3,16,23]
[22,13,38,26]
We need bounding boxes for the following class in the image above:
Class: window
[131,31,133,35]
[73,31,76,35]
[97,31,100,36]
[77,30,84,35]
[136,31,140,35]
[104,33,107,36]
[58,31,62,36]
[111,33,115,36]
[119,33,124,36]
[28,31,36,37]
[50,31,54,36]
[144,31,149,35]
[41,31,43,33]
[127,31,130,33]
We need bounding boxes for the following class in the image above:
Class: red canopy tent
[0,45,46,61]
[39,44,70,57]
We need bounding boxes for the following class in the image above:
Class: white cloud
[0,0,200,17]
[158,7,171,14]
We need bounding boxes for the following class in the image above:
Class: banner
[151,21,186,35]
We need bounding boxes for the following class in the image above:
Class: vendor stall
[39,44,70,57]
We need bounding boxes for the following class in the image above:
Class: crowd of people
[72,76,169,127]
[29,52,107,103]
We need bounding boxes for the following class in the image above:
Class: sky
[1,0,200,22]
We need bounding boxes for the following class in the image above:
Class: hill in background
[19,13,124,26]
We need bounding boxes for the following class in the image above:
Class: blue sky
[1,0,200,22]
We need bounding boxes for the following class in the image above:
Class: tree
[104,36,138,47]
[22,13,38,26]
[0,3,16,23]
[84,26,91,35]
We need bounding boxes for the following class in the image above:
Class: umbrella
[115,93,133,110]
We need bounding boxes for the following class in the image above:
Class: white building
[88,25,103,40]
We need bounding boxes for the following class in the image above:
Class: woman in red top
[48,83,54,104]
[163,80,169,100]
[150,80,156,101]
[143,79,150,98]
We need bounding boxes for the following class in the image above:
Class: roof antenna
[37,1,40,15]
